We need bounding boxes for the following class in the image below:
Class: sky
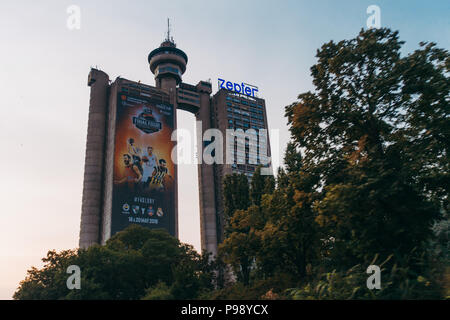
[0,0,448,299]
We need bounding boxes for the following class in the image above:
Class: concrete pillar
[196,82,218,256]
[79,69,109,248]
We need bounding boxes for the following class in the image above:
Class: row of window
[227,109,264,120]
[233,141,268,150]
[232,169,254,178]
[156,66,181,76]
[228,114,258,122]
[228,119,266,129]
[227,113,264,124]
[231,148,264,155]
[232,158,261,165]
[227,123,267,132]
[178,89,199,98]
[230,108,251,117]
[231,159,270,168]
[226,103,264,115]
[233,151,263,159]
[230,148,268,156]
[230,114,264,125]
[229,124,265,131]
[227,139,268,147]
[236,164,256,173]
[180,96,200,105]
[227,129,269,138]
[226,96,263,109]
[229,124,261,130]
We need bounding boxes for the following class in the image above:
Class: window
[157,66,180,75]
[179,90,199,98]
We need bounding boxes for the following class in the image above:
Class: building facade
[79,35,271,256]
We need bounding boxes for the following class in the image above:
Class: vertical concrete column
[196,82,218,256]
[79,69,110,248]
[159,77,177,93]
[169,86,179,239]
[100,81,119,244]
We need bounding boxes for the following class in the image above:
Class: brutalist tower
[79,31,271,256]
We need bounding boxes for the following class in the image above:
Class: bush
[288,256,443,300]
[142,282,173,300]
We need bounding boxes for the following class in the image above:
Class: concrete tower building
[79,69,110,249]
[79,25,271,256]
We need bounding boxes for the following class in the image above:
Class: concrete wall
[100,80,120,244]
[79,69,109,248]
[195,82,218,256]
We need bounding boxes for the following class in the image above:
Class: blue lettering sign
[218,78,259,97]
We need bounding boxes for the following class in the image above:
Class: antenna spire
[161,18,175,47]
[167,18,170,41]
[165,18,174,43]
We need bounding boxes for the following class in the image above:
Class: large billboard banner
[111,92,175,236]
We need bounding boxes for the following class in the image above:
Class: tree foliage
[216,28,448,299]
[285,28,447,268]
[14,225,214,300]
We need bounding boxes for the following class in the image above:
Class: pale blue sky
[0,0,448,299]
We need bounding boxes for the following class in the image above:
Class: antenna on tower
[166,18,170,41]
[165,18,175,43]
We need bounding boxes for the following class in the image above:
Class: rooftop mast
[166,18,174,43]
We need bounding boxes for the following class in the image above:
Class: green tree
[256,168,321,280]
[13,249,78,300]
[263,174,276,195]
[220,169,272,285]
[251,167,276,206]
[250,167,266,206]
[288,257,442,300]
[223,173,250,223]
[284,142,303,174]
[216,28,447,299]
[285,28,447,270]
[14,225,214,300]
[401,42,450,207]
[219,206,263,285]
